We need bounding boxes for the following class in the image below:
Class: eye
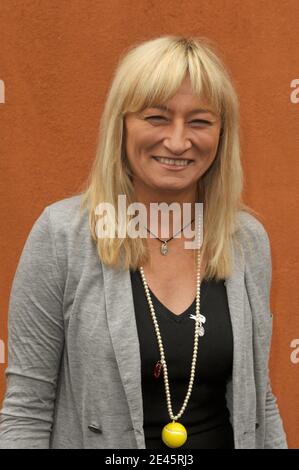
[145,116,211,125]
[191,120,211,125]
[145,115,165,121]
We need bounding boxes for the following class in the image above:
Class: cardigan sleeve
[264,373,288,448]
[261,229,288,449]
[0,207,65,449]
[241,214,288,449]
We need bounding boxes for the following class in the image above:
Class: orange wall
[0,0,298,448]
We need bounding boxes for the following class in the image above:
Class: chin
[152,181,192,193]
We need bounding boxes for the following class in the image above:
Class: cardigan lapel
[224,240,247,447]
[102,262,145,445]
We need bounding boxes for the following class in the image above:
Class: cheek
[195,132,220,154]
[127,128,153,152]
[125,138,152,174]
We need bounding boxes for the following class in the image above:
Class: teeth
[155,157,190,166]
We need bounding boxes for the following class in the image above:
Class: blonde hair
[78,35,260,280]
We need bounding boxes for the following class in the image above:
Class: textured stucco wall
[0,0,298,448]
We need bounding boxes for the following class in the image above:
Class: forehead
[146,76,217,115]
[175,75,196,95]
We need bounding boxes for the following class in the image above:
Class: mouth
[152,156,194,169]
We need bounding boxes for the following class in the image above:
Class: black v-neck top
[129,269,235,449]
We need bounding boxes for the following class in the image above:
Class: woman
[0,35,287,449]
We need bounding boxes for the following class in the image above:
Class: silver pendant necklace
[145,218,195,255]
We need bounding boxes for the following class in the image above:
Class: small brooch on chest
[189,313,206,336]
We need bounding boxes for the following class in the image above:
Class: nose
[163,121,192,155]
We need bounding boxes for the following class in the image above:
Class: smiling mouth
[152,156,193,167]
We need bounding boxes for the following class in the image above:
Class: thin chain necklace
[139,220,203,448]
[145,218,195,255]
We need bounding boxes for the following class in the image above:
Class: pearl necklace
[139,232,203,448]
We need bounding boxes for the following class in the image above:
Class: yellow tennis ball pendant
[162,421,187,448]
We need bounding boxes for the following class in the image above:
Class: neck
[132,182,200,239]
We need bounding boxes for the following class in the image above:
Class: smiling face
[123,75,222,203]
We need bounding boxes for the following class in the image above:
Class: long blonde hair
[78,35,260,280]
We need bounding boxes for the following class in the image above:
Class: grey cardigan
[0,195,288,449]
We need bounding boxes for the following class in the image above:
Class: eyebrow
[148,105,216,115]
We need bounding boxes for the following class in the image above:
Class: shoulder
[236,210,269,241]
[20,194,86,251]
[37,193,93,266]
[235,210,272,287]
[235,210,271,257]
[43,193,90,240]
[45,193,85,225]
